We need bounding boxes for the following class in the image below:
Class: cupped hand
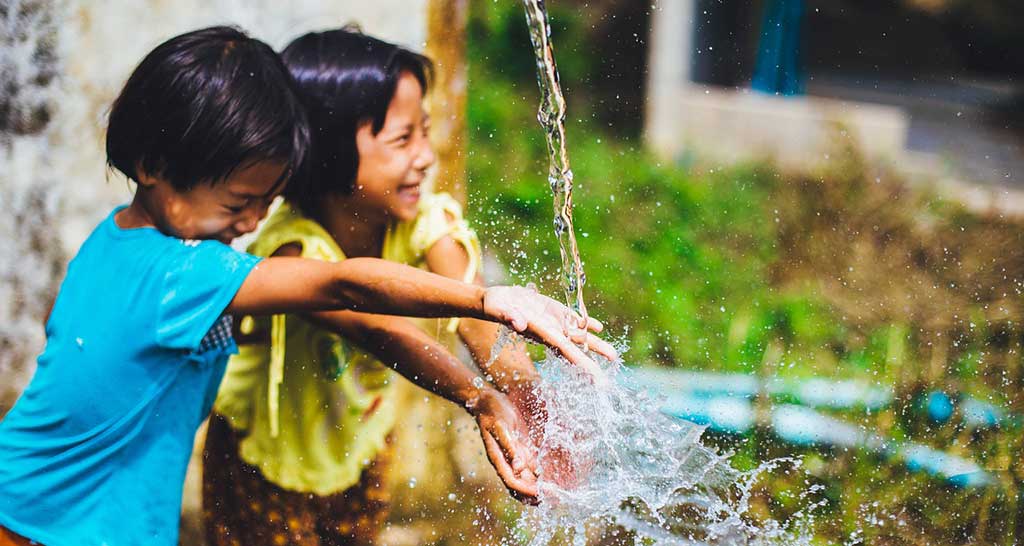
[482,286,617,384]
[469,387,541,505]
[506,380,589,493]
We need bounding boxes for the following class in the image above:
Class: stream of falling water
[520,0,588,319]
[513,2,821,544]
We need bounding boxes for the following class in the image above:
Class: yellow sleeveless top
[213,193,481,495]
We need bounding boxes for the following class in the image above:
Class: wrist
[462,382,499,416]
[492,366,540,395]
[476,285,490,321]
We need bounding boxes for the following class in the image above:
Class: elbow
[323,265,366,312]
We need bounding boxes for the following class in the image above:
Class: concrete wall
[645,0,909,169]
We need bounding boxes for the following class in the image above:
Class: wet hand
[507,380,589,492]
[482,286,617,384]
[469,387,541,505]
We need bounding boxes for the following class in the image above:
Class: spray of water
[498,342,821,546]
[513,2,822,544]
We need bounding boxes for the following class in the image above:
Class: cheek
[181,202,233,236]
[360,148,410,183]
[193,214,232,234]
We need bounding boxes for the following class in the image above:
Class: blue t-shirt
[0,207,261,546]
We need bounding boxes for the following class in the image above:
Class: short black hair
[106,26,309,191]
[280,27,432,217]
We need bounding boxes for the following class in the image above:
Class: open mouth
[397,182,422,203]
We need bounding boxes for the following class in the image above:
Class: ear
[134,163,159,188]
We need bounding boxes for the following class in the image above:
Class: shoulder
[161,238,262,278]
[409,192,471,241]
[249,201,343,261]
[399,192,481,263]
[416,192,465,223]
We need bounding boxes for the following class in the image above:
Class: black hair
[280,27,433,217]
[106,26,309,192]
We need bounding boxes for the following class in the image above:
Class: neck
[116,190,158,229]
[315,195,389,258]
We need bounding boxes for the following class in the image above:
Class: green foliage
[468,9,837,371]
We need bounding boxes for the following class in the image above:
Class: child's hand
[482,286,617,384]
[468,387,541,505]
[506,380,588,492]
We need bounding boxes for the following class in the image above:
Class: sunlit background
[3,0,1023,544]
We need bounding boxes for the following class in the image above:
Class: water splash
[511,352,821,546]
[520,0,587,320]
[514,3,822,542]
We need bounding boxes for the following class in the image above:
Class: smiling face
[136,161,286,243]
[349,71,436,223]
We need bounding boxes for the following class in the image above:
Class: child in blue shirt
[0,26,609,546]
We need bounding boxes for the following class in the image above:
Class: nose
[234,205,266,235]
[413,136,436,172]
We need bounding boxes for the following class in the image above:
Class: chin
[392,204,420,223]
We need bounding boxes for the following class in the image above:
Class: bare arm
[425,236,540,394]
[309,309,486,409]
[228,256,486,319]
[228,252,613,381]
[306,305,539,502]
[252,243,497,406]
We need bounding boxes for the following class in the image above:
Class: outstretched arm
[306,308,540,504]
[423,236,616,388]
[228,255,611,381]
[228,256,486,318]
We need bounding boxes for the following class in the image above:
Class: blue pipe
[644,383,992,488]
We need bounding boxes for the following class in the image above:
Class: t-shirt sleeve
[410,193,482,282]
[155,241,262,350]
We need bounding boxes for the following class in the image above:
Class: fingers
[481,429,540,505]
[490,417,538,475]
[507,308,528,333]
[541,329,609,387]
[529,317,606,380]
[585,333,618,362]
[561,305,602,334]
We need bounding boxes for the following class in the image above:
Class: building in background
[645,0,1023,190]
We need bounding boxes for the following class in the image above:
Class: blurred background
[3,0,1024,544]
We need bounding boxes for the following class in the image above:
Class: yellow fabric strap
[250,204,344,439]
[268,313,287,437]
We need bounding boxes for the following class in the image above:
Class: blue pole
[752,0,805,96]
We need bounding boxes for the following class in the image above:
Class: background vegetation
[465,2,1024,543]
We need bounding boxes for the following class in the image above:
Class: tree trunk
[425,0,469,205]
